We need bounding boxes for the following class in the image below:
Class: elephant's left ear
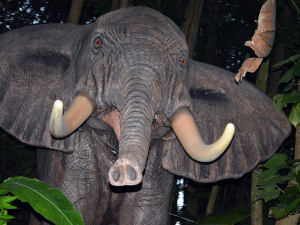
[162,59,291,182]
[0,23,88,152]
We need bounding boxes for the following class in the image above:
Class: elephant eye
[94,37,101,47]
[180,58,186,65]
[95,39,101,46]
[92,36,102,54]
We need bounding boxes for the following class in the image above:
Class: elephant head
[0,7,291,187]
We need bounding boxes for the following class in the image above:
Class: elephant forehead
[96,7,187,52]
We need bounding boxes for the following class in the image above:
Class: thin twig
[168,213,196,223]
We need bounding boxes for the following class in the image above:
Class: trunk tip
[108,158,142,186]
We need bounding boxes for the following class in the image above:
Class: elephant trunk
[108,72,155,186]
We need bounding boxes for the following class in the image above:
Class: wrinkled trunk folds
[108,72,155,186]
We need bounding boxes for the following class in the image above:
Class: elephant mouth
[49,91,235,186]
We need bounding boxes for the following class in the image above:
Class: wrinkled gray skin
[0,7,291,225]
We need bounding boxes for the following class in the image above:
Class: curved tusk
[170,108,235,162]
[49,91,96,138]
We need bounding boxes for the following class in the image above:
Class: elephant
[0,6,291,225]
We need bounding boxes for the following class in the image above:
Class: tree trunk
[266,42,287,98]
[267,1,294,98]
[256,58,270,93]
[67,0,85,24]
[120,0,129,8]
[186,183,199,219]
[181,0,205,219]
[111,0,120,11]
[203,0,219,65]
[206,185,219,215]
[251,168,263,225]
[181,0,204,59]
[251,57,270,225]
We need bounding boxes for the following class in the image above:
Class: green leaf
[0,177,84,225]
[279,62,300,84]
[0,214,14,220]
[257,169,278,185]
[278,186,300,205]
[272,54,300,67]
[269,207,287,220]
[289,103,300,127]
[0,220,10,225]
[273,91,300,112]
[280,67,295,83]
[286,198,300,215]
[263,154,288,169]
[259,174,284,186]
[1,196,17,203]
[256,189,281,202]
[284,79,295,92]
[258,184,276,192]
[283,173,296,182]
[2,202,17,210]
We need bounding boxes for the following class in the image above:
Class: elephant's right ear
[0,24,88,152]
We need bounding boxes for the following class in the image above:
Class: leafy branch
[256,154,300,220]
[273,54,300,127]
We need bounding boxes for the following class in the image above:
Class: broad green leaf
[273,94,286,112]
[258,174,283,186]
[2,202,17,210]
[256,189,281,202]
[0,177,84,225]
[1,196,17,203]
[269,207,287,220]
[289,103,300,127]
[279,62,300,83]
[257,169,277,184]
[257,184,276,192]
[273,91,300,112]
[286,198,300,215]
[278,186,300,205]
[273,54,300,67]
[258,168,277,179]
[280,67,294,83]
[284,79,295,92]
[283,173,295,181]
[0,214,15,220]
[263,154,287,169]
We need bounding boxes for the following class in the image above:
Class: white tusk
[171,108,235,162]
[49,91,96,138]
